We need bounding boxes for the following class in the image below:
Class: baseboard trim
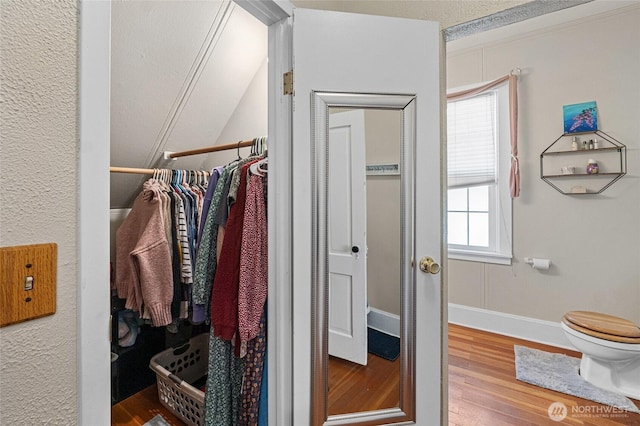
[448,303,574,350]
[367,307,400,338]
[368,304,574,350]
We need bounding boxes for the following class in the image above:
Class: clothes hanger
[182,170,189,188]
[201,170,210,187]
[224,142,243,168]
[249,157,268,176]
[171,169,180,191]
[177,170,186,192]
[260,136,267,155]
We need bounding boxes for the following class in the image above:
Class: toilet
[561,311,640,400]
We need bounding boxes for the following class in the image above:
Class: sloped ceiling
[110,1,267,208]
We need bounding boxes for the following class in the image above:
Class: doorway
[79,1,288,423]
[107,0,269,412]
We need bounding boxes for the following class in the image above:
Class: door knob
[419,257,440,274]
[351,246,360,253]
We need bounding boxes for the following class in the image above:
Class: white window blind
[447,92,497,188]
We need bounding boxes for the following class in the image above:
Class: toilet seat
[562,311,640,344]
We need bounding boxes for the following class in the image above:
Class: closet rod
[167,139,255,158]
[110,137,265,174]
[109,166,155,175]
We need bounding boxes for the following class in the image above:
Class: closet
[109,1,269,423]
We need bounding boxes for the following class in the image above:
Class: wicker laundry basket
[149,333,209,426]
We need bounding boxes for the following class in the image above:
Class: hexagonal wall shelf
[540,130,627,195]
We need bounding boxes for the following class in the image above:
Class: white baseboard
[368,304,574,350]
[367,307,400,338]
[448,303,574,350]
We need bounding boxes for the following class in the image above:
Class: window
[447,84,512,264]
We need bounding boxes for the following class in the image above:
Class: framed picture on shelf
[563,101,598,134]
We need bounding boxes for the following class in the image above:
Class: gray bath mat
[514,345,639,414]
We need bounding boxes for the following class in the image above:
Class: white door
[291,7,444,426]
[327,110,368,365]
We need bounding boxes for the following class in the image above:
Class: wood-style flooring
[328,351,400,415]
[112,324,640,425]
[448,324,640,426]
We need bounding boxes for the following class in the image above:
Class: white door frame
[78,1,113,424]
[78,1,293,424]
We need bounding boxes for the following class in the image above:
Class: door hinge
[283,70,293,95]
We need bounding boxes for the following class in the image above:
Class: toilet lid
[563,311,640,344]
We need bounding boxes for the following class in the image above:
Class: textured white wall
[447,4,640,324]
[0,0,79,424]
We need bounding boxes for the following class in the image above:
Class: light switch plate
[1,243,57,327]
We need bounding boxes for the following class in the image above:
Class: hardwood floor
[448,324,639,426]
[112,324,640,425]
[328,352,400,415]
[111,385,184,426]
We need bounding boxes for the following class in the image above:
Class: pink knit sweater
[115,180,174,327]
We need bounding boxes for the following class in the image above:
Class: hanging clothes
[112,139,271,425]
[203,333,246,426]
[205,160,257,426]
[237,166,269,425]
[201,153,269,426]
[193,165,235,322]
[115,170,210,328]
[114,140,269,425]
[115,179,174,327]
[239,309,267,426]
[192,166,225,324]
[238,171,268,348]
[211,160,257,343]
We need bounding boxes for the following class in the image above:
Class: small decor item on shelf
[593,138,599,149]
[561,166,575,175]
[588,139,594,150]
[582,140,588,150]
[571,136,579,151]
[586,159,599,174]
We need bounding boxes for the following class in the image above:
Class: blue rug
[368,327,400,361]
